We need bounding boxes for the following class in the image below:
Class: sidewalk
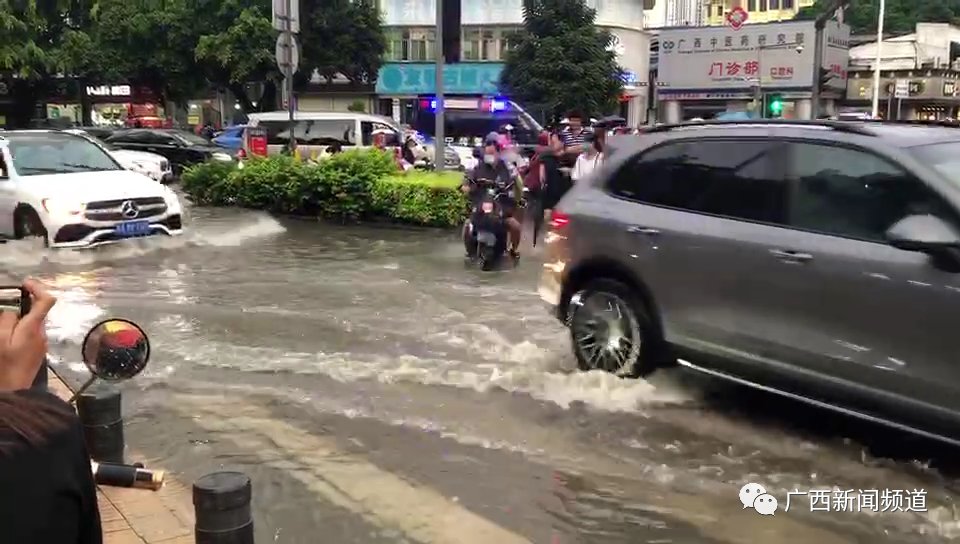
[49,371,195,544]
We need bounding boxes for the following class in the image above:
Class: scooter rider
[460,136,523,258]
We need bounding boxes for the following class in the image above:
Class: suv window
[261,119,356,146]
[361,121,400,146]
[785,142,957,242]
[609,139,786,223]
[143,131,179,146]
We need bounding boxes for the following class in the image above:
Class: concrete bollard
[76,385,125,463]
[193,471,254,544]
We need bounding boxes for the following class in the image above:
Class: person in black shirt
[539,131,570,216]
[0,279,99,543]
[0,391,102,544]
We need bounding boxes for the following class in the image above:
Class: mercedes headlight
[42,198,85,217]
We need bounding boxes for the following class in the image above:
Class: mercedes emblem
[120,200,140,219]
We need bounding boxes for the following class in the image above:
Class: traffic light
[818,67,832,90]
[766,93,784,118]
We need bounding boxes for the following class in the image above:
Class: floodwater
[3,204,960,543]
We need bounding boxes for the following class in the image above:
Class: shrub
[371,172,466,227]
[180,151,469,227]
[180,160,240,205]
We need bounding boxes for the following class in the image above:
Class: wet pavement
[3,203,960,543]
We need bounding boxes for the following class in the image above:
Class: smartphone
[0,286,29,317]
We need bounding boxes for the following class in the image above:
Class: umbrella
[594,115,627,128]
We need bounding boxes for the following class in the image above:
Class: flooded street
[4,205,960,543]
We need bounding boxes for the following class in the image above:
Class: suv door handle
[769,249,813,262]
[627,226,660,235]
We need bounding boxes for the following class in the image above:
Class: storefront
[46,84,167,127]
[845,70,960,120]
[656,20,850,122]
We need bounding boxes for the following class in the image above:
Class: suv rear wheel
[567,278,661,377]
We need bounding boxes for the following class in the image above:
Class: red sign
[726,7,748,30]
[708,60,760,77]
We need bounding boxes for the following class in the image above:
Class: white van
[243,111,403,158]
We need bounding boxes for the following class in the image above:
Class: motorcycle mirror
[69,319,151,403]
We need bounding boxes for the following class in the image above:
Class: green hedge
[181,151,467,227]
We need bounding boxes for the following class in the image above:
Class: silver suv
[539,120,960,442]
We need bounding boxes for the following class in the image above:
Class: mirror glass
[886,214,960,251]
[81,319,150,380]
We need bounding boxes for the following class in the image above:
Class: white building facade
[374,0,652,126]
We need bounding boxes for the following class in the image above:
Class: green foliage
[300,0,387,84]
[500,0,624,123]
[371,172,466,227]
[181,151,467,227]
[795,0,960,34]
[347,100,367,112]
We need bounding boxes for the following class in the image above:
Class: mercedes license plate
[115,220,150,237]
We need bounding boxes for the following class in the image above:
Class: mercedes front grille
[84,197,167,221]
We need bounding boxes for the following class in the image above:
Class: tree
[93,0,207,106]
[195,0,280,112]
[795,0,960,34]
[300,0,386,84]
[500,0,623,123]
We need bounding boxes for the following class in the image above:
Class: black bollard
[76,385,125,463]
[194,471,254,544]
[30,357,49,391]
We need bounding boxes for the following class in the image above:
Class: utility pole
[434,0,445,170]
[812,0,850,119]
[871,0,885,118]
[273,0,299,153]
[284,0,296,154]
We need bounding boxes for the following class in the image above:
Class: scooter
[464,178,512,271]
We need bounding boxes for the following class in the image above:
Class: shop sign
[86,85,131,97]
[659,20,850,91]
[376,62,504,95]
[944,81,957,97]
[884,80,924,97]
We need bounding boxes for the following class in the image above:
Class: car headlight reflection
[42,198,85,217]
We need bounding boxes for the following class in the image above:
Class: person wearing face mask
[571,132,603,183]
[460,137,524,258]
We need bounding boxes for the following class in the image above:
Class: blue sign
[376,63,505,95]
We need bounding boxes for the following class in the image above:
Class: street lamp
[871,0,885,118]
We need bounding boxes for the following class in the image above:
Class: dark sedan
[104,129,235,175]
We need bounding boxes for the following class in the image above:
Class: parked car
[212,125,247,151]
[105,128,234,175]
[540,119,960,443]
[65,129,173,183]
[0,130,184,248]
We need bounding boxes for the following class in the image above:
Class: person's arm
[571,155,583,182]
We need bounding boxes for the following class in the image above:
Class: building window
[384,28,435,61]
[770,0,780,9]
[462,27,518,61]
[782,0,794,8]
[748,0,757,10]
[716,5,723,16]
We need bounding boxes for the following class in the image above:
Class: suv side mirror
[886,214,960,252]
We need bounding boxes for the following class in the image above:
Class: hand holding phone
[0,286,29,317]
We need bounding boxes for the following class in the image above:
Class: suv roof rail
[640,119,876,136]
[861,119,960,128]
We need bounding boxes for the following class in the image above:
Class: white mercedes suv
[0,130,185,248]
